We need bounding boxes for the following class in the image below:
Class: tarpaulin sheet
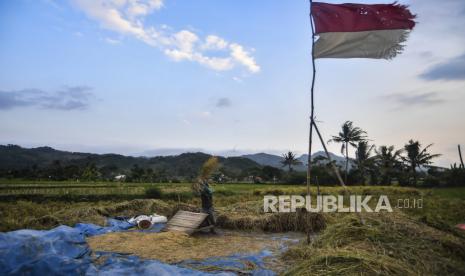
[0,219,276,275]
[180,250,275,275]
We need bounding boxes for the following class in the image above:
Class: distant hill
[0,145,261,179]
[0,145,142,170]
[298,151,349,167]
[0,144,353,180]
[242,151,349,171]
[241,153,284,168]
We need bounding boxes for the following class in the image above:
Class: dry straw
[192,157,219,193]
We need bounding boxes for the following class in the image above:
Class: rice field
[1,180,465,274]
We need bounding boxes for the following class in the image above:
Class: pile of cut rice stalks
[87,230,295,263]
[283,211,465,275]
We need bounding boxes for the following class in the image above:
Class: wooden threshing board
[163,210,209,235]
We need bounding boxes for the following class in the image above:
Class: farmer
[200,179,216,233]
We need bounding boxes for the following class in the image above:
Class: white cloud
[73,0,149,39]
[105,37,121,44]
[72,0,260,73]
[202,35,228,50]
[230,43,260,73]
[173,30,198,51]
[193,55,233,71]
[163,30,234,71]
[126,0,163,18]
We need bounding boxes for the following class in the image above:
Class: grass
[283,211,465,275]
[0,199,173,232]
[426,187,465,199]
[1,181,464,274]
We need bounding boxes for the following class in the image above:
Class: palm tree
[374,145,403,185]
[354,141,374,184]
[281,151,302,172]
[402,140,441,185]
[328,121,367,183]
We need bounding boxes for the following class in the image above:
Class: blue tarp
[0,219,276,275]
[180,251,275,276]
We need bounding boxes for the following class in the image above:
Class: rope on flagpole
[312,120,365,224]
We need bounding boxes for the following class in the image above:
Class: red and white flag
[311,2,416,59]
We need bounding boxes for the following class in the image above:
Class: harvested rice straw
[200,156,219,179]
[192,157,219,193]
[87,230,286,263]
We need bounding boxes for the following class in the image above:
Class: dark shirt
[200,183,213,210]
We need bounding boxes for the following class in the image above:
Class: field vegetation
[1,180,464,274]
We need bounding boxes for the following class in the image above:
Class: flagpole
[307,0,316,196]
[307,0,364,224]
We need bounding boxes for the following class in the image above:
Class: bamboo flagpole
[308,0,349,197]
[306,0,316,197]
[306,1,415,223]
[303,0,317,245]
[307,0,364,224]
[308,0,351,191]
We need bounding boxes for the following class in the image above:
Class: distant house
[114,175,126,182]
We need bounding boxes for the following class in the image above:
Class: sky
[0,0,464,166]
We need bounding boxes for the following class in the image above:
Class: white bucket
[129,214,167,229]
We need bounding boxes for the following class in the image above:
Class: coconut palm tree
[354,141,375,184]
[374,145,403,185]
[328,121,367,183]
[281,151,302,172]
[402,140,441,185]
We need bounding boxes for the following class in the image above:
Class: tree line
[281,120,464,187]
[1,125,464,187]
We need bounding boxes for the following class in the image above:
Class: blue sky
[1,0,464,166]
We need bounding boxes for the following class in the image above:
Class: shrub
[266,189,285,196]
[422,175,441,187]
[145,186,162,199]
[162,191,194,201]
[283,172,306,185]
[445,166,465,187]
[215,189,235,196]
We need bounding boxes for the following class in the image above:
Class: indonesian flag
[311,2,416,59]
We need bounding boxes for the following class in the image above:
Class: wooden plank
[167,222,200,229]
[167,217,198,225]
[164,224,193,230]
[174,213,208,220]
[178,210,205,216]
[167,217,205,226]
[176,212,208,219]
[168,220,200,228]
[170,211,208,222]
[169,214,207,221]
[163,210,209,235]
[170,215,205,222]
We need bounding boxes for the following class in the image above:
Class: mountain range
[0,144,347,175]
[242,151,348,171]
